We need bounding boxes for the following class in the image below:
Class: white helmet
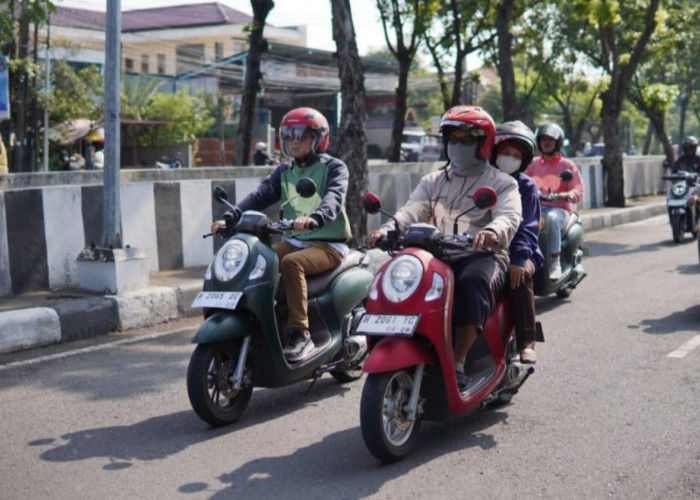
[256,142,267,151]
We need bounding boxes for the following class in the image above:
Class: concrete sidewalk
[0,195,667,354]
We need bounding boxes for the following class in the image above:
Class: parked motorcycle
[156,154,182,169]
[187,178,373,426]
[354,188,540,463]
[533,170,586,298]
[662,171,698,243]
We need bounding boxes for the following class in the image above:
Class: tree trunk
[331,0,368,246]
[234,0,273,166]
[12,6,30,172]
[496,0,517,121]
[425,41,450,110]
[387,56,409,162]
[600,96,625,206]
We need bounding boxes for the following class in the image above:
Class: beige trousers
[273,240,343,330]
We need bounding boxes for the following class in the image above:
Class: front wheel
[187,341,253,427]
[360,370,421,463]
[671,214,684,243]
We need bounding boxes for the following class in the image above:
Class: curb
[0,201,668,355]
[580,202,667,232]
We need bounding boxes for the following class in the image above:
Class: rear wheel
[187,341,253,427]
[360,370,421,463]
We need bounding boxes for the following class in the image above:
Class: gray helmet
[536,123,565,152]
[491,120,536,172]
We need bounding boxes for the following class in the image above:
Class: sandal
[519,348,537,364]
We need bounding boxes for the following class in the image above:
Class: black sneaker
[283,328,315,362]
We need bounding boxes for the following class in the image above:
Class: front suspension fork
[230,335,251,390]
[404,364,425,421]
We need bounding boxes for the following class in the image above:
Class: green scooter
[187,179,373,426]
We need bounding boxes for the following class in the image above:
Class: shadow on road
[177,409,509,499]
[634,304,700,335]
[30,376,353,469]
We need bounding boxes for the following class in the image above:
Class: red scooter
[355,188,540,463]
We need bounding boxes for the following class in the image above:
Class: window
[157,53,166,75]
[215,42,223,62]
[176,44,205,74]
[141,54,149,73]
[124,57,134,71]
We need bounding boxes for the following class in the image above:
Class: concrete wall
[0,156,665,296]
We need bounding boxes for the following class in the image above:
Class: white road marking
[667,335,700,359]
[0,327,191,372]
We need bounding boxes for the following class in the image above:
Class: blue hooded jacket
[510,173,544,270]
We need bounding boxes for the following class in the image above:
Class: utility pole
[102,0,122,249]
[77,0,148,294]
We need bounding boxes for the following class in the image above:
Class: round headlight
[214,240,249,281]
[382,255,423,303]
[672,182,687,197]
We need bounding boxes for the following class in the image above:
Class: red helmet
[439,105,496,160]
[279,107,330,157]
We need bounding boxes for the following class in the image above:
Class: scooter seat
[276,249,369,303]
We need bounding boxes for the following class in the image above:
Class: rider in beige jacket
[367,105,521,394]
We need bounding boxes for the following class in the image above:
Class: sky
[58,0,389,56]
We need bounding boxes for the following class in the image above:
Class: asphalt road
[1,213,699,499]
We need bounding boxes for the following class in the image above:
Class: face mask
[496,154,521,175]
[447,143,486,177]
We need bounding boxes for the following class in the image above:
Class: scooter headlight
[382,255,423,303]
[672,182,688,197]
[214,240,249,281]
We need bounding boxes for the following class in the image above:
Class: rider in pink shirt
[525,123,584,279]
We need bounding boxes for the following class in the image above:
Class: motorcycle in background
[156,153,183,169]
[354,188,540,462]
[187,178,373,426]
[662,171,698,243]
[534,170,587,299]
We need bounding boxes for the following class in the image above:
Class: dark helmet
[490,120,536,172]
[279,107,330,157]
[681,136,698,156]
[536,122,565,152]
[439,105,496,160]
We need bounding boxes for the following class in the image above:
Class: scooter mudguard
[364,337,434,373]
[191,311,257,344]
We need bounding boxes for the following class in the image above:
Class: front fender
[364,337,434,373]
[191,311,258,344]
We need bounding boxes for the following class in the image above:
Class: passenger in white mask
[491,121,543,364]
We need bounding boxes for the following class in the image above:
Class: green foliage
[41,61,103,125]
[0,0,56,49]
[144,91,215,146]
[121,75,165,121]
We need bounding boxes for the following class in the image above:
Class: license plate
[356,314,420,336]
[191,291,243,310]
[667,200,687,207]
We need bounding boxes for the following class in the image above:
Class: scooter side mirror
[296,178,317,198]
[213,185,228,203]
[472,187,498,210]
[559,170,574,182]
[362,193,382,214]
